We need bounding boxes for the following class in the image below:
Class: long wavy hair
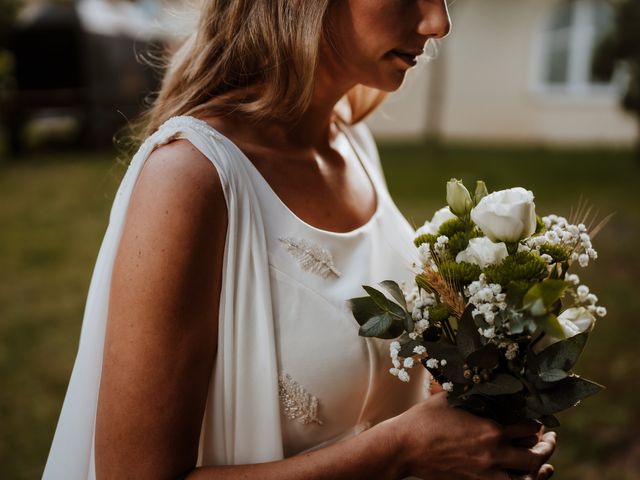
[137,0,388,143]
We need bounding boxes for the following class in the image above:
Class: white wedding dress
[43,115,428,478]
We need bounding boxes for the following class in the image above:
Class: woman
[44,1,556,479]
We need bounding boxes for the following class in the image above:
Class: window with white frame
[536,0,617,96]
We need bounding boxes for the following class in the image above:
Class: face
[324,0,451,91]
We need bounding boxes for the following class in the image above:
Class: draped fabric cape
[42,116,315,478]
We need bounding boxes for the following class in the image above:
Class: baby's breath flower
[566,273,580,285]
[425,358,439,369]
[398,369,410,382]
[413,345,427,355]
[442,382,454,392]
[579,254,589,267]
[403,357,415,369]
[596,306,607,317]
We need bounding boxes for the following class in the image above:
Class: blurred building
[368,0,637,147]
[4,0,169,153]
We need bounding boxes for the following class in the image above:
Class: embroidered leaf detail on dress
[278,373,323,425]
[279,237,342,279]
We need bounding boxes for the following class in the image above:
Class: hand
[503,428,557,480]
[388,392,557,480]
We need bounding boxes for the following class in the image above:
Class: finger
[530,432,557,464]
[503,420,543,439]
[496,441,553,473]
[511,435,539,448]
[537,463,555,479]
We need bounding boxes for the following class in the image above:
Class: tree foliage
[593,0,640,153]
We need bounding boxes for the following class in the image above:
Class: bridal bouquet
[349,179,607,426]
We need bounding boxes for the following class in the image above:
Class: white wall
[367,0,636,146]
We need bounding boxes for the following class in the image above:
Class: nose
[416,0,451,39]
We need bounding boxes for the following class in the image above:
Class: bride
[44,1,556,479]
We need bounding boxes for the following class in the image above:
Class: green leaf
[380,280,407,309]
[535,313,566,339]
[363,285,406,320]
[422,341,467,383]
[457,305,483,359]
[348,296,383,326]
[505,280,536,310]
[468,374,523,396]
[358,313,393,338]
[526,375,603,415]
[531,331,590,373]
[415,274,432,293]
[403,313,415,335]
[466,343,500,370]
[539,369,569,382]
[363,285,391,310]
[399,339,423,357]
[540,415,560,428]
[523,280,571,315]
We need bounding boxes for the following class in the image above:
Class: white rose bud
[446,179,473,217]
[455,237,509,268]
[474,180,489,205]
[471,187,537,243]
[532,307,596,353]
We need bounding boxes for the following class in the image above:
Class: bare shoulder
[140,138,226,213]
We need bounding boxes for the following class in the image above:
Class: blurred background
[1,0,639,478]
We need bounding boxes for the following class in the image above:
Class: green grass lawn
[1,143,639,479]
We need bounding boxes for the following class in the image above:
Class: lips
[390,49,419,67]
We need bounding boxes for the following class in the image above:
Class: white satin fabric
[43,115,427,478]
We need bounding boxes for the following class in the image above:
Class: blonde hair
[138,0,387,142]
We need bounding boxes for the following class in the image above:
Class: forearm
[186,417,406,480]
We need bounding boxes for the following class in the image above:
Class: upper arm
[96,139,228,479]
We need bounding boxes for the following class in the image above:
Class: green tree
[593,0,640,157]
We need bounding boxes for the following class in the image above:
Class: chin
[366,71,408,93]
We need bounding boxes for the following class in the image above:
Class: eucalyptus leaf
[523,280,570,314]
[363,285,391,310]
[540,415,560,428]
[422,341,467,382]
[380,280,408,309]
[536,313,566,339]
[530,330,590,373]
[466,343,500,370]
[363,285,407,320]
[468,374,523,396]
[539,369,569,383]
[348,296,383,326]
[359,313,393,338]
[399,339,423,357]
[526,375,603,415]
[457,305,483,359]
[403,313,415,334]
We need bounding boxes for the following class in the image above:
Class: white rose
[471,187,537,243]
[455,237,509,268]
[532,307,596,353]
[416,207,457,236]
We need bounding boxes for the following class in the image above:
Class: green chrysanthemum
[437,218,466,237]
[414,233,438,248]
[484,251,548,286]
[439,260,482,285]
[539,244,569,263]
[427,303,452,324]
[447,232,469,256]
